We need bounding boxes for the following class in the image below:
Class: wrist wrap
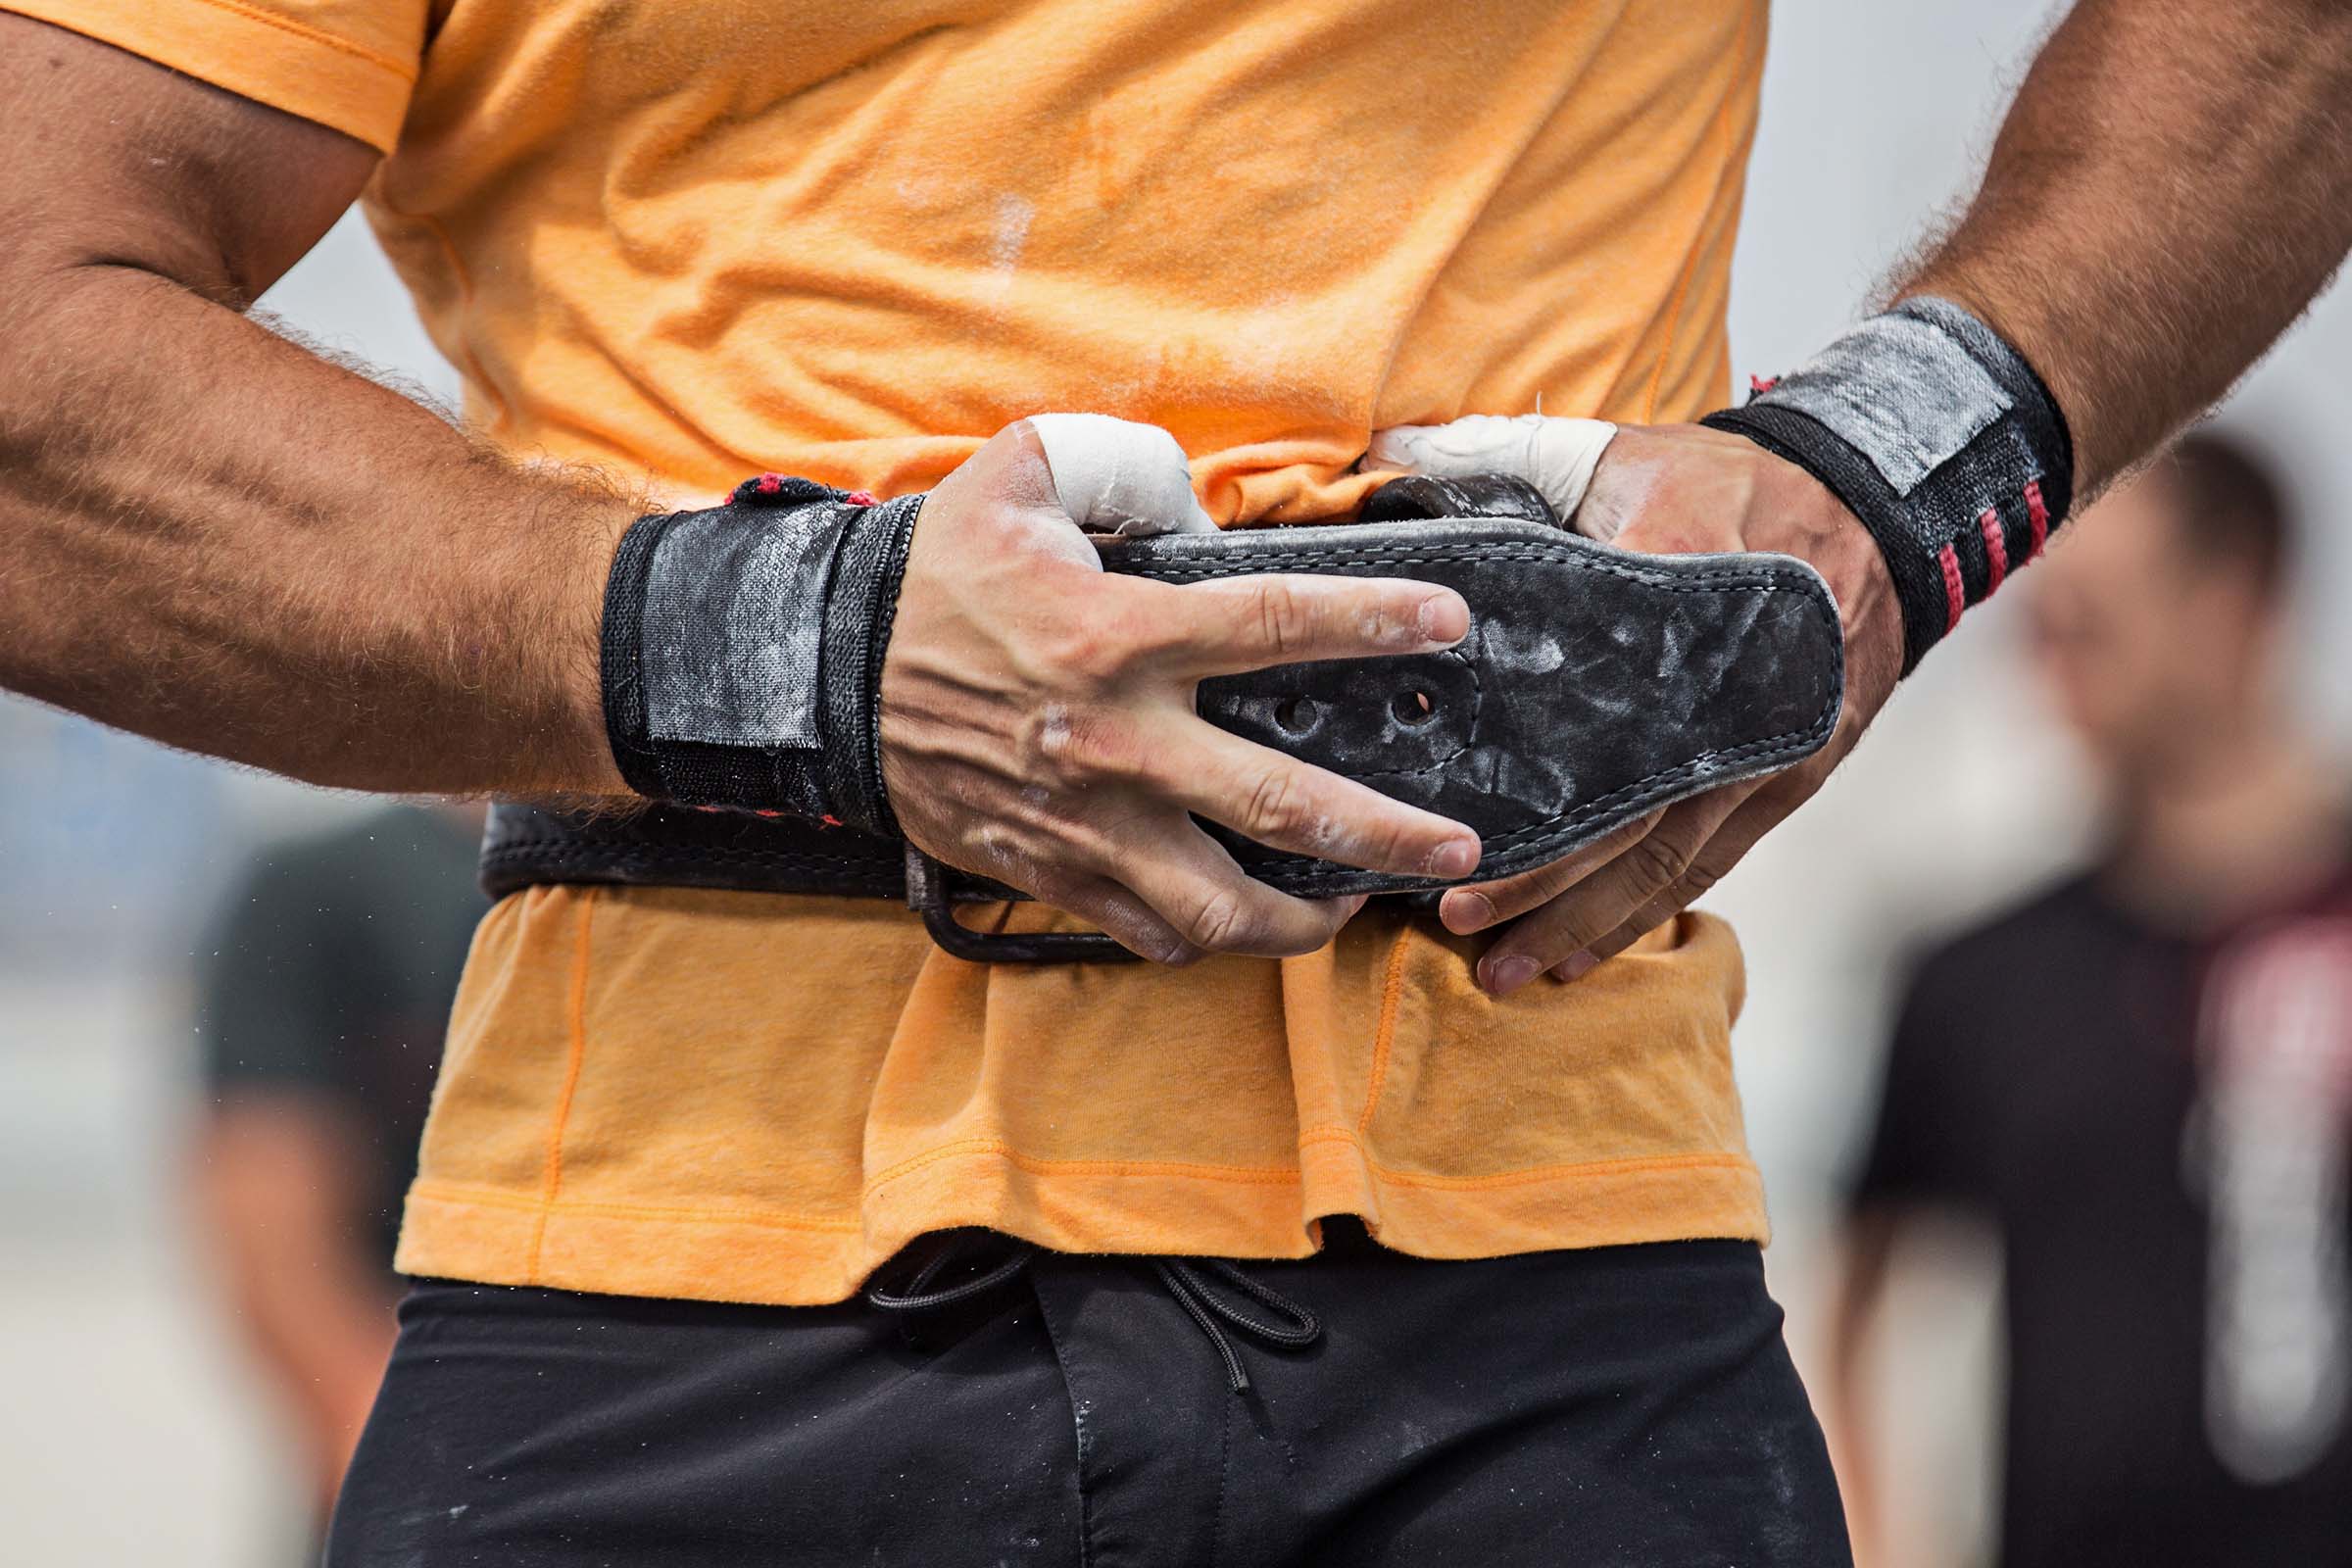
[1701,295,2074,674]
[601,474,924,834]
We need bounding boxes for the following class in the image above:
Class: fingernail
[1416,593,1467,645]
[1425,836,1480,880]
[1442,890,1494,934]
[1554,950,1597,982]
[1486,956,1540,995]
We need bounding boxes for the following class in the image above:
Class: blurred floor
[3,978,308,1564]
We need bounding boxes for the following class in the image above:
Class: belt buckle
[902,847,1144,964]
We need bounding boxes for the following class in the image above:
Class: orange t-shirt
[18,0,1773,1304]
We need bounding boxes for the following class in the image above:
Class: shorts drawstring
[1147,1258,1320,1392]
[865,1231,1321,1394]
[864,1231,1041,1314]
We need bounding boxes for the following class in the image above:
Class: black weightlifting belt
[485,514,1844,960]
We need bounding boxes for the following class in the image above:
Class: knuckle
[1527,858,1584,901]
[1358,818,1410,872]
[1241,766,1303,838]
[1249,578,1306,659]
[971,824,1027,873]
[1027,704,1138,782]
[1627,831,1696,889]
[1183,890,1254,953]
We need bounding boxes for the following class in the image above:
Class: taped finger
[1365,414,1618,534]
[1030,413,1217,537]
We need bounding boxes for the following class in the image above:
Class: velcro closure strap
[602,475,922,834]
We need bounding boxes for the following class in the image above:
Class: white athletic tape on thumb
[1030,413,1217,537]
[1364,414,1620,540]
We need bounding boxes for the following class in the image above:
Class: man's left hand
[1372,419,1903,994]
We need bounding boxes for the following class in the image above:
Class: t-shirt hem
[396,1147,1769,1307]
[3,0,415,153]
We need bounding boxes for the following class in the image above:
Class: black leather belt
[483,490,1845,961]
[479,801,1169,962]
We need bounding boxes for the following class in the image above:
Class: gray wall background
[3,2,2347,1560]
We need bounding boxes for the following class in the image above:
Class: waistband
[477,800,1436,962]
[480,800,968,903]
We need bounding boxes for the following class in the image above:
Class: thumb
[1028,413,1217,537]
[1365,414,1619,539]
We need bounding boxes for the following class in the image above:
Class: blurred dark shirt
[1855,861,2352,1568]
[195,805,487,1266]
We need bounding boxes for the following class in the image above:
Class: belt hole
[1273,695,1316,735]
[1392,690,1437,727]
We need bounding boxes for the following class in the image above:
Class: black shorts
[327,1226,1849,1566]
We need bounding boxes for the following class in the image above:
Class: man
[0,1,2346,1561]
[191,801,486,1516]
[1830,433,2352,1567]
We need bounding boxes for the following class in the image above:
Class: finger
[1001,693,1479,878]
[1548,788,1793,981]
[1102,816,1371,958]
[1134,571,1469,678]
[1437,810,1663,934]
[1364,414,1618,527]
[1473,788,1755,995]
[1026,868,1206,966]
[1028,413,1217,537]
[931,816,1204,964]
[1147,715,1481,880]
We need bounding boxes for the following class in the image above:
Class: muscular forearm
[0,262,633,795]
[1905,0,2352,489]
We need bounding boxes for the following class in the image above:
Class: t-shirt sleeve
[1848,954,1982,1212]
[1,0,430,153]
[194,855,352,1098]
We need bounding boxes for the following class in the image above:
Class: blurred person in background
[1829,431,2352,1567]
[191,802,487,1515]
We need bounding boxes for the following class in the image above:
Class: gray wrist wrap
[1702,295,2074,674]
[601,474,925,833]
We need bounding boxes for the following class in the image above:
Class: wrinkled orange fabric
[17,0,1776,1304]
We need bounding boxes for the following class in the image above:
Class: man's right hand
[881,420,1483,963]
